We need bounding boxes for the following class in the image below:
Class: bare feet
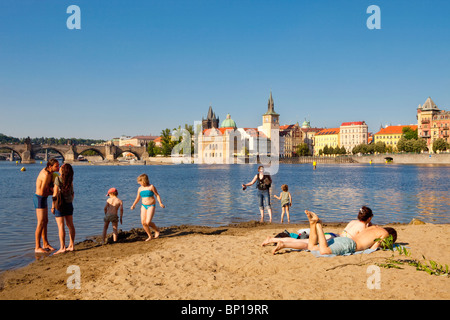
[305,210,319,223]
[154,231,160,239]
[34,247,47,253]
[66,246,74,252]
[145,236,152,241]
[54,248,66,255]
[272,242,284,255]
[44,245,56,251]
[261,237,272,247]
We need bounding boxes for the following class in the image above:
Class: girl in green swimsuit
[131,173,165,241]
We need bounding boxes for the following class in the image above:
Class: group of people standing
[34,161,397,257]
[34,159,164,254]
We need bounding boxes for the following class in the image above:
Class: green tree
[147,141,158,157]
[432,138,449,153]
[160,128,176,156]
[402,126,418,140]
[296,143,311,156]
[413,139,428,153]
[374,141,386,154]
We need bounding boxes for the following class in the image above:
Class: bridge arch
[33,146,66,162]
[78,148,105,160]
[116,149,142,160]
[0,146,22,161]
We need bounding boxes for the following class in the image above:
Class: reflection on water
[0,162,448,271]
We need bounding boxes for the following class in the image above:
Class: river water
[0,161,449,272]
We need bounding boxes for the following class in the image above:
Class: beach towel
[304,244,408,258]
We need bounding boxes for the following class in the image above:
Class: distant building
[314,128,340,155]
[417,97,450,149]
[202,105,220,131]
[258,91,280,140]
[196,92,279,163]
[340,121,368,153]
[374,125,418,151]
[117,135,159,147]
[279,123,302,157]
[299,119,323,155]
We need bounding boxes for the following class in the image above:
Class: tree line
[0,133,105,146]
[147,124,195,157]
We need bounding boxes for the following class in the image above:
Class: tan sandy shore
[0,221,449,300]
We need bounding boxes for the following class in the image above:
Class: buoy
[20,167,26,172]
[313,161,317,170]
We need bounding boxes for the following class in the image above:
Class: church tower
[202,105,219,131]
[261,91,280,139]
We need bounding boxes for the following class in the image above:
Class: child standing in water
[103,187,123,244]
[274,184,292,223]
[131,174,165,241]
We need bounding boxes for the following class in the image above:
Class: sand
[0,221,449,300]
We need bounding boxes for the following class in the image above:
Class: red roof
[341,121,365,126]
[280,124,297,130]
[375,125,418,135]
[316,128,340,135]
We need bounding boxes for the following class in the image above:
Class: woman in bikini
[340,206,373,239]
[130,174,165,241]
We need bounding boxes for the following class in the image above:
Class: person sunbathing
[262,210,396,255]
[304,210,396,256]
[340,206,373,239]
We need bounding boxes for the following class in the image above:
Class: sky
[0,0,449,140]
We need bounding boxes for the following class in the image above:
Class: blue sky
[1,0,449,140]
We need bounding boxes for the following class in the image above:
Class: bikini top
[140,188,154,198]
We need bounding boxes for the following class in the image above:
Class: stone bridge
[0,143,150,163]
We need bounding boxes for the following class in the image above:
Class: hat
[106,187,118,196]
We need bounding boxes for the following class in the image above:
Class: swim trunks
[326,237,357,255]
[104,213,119,223]
[33,194,48,209]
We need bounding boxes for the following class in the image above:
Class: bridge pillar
[21,150,35,163]
[21,139,35,163]
[141,150,150,161]
[64,145,77,162]
[105,145,116,161]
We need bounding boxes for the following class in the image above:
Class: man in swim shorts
[34,158,60,253]
[304,210,397,256]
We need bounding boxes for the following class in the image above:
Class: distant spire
[207,105,214,120]
[267,91,275,113]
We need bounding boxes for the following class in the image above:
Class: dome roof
[220,114,237,129]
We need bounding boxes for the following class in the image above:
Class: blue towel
[309,248,378,258]
[307,244,408,258]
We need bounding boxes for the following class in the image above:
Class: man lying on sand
[262,210,397,255]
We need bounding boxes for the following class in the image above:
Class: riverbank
[65,153,450,166]
[1,221,448,300]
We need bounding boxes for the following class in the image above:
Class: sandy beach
[0,221,449,300]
